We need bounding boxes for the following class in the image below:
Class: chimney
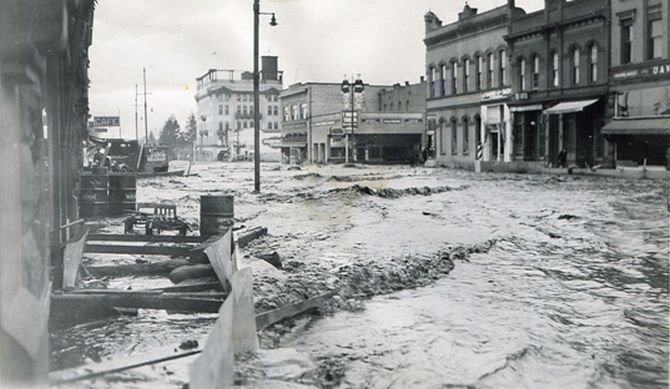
[420,76,425,83]
[405,81,410,86]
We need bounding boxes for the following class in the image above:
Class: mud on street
[50,162,669,388]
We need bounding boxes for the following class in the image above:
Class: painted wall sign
[611,60,670,81]
[481,88,512,101]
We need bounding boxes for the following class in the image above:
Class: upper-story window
[406,100,410,111]
[283,106,290,121]
[648,9,663,60]
[499,50,507,86]
[532,55,540,89]
[572,48,581,85]
[463,59,470,93]
[268,105,272,115]
[552,51,560,88]
[292,105,299,121]
[273,106,278,116]
[589,45,598,82]
[519,58,527,91]
[218,105,223,115]
[451,61,458,95]
[428,66,436,98]
[620,17,634,64]
[440,64,447,96]
[237,95,241,101]
[476,56,483,90]
[487,53,494,89]
[225,105,229,115]
[300,103,308,119]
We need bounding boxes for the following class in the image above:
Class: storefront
[480,88,512,162]
[606,60,670,167]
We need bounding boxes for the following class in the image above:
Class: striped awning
[601,117,670,135]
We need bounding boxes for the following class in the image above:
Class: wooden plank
[52,293,223,313]
[49,292,335,385]
[237,227,268,249]
[151,282,223,293]
[255,292,336,331]
[66,289,227,300]
[83,259,190,277]
[62,228,89,289]
[84,244,191,256]
[87,233,204,244]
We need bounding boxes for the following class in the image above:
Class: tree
[178,113,197,146]
[159,115,180,149]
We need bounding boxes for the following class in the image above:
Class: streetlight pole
[253,1,277,193]
[253,0,260,193]
[143,67,149,144]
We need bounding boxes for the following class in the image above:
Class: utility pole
[135,84,139,140]
[143,67,148,144]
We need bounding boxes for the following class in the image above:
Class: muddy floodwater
[50,162,669,388]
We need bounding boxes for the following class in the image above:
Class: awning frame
[543,99,599,115]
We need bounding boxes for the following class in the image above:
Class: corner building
[424,4,520,169]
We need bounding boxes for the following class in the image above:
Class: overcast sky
[89,0,544,140]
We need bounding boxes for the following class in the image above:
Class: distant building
[280,80,424,165]
[194,56,283,161]
[506,0,611,168]
[424,3,518,169]
[602,0,669,167]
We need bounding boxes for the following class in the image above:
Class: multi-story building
[602,0,669,167]
[280,81,424,164]
[424,3,520,169]
[506,0,611,168]
[194,56,283,161]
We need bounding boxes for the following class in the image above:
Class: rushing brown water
[50,162,669,388]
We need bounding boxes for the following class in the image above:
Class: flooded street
[50,162,669,388]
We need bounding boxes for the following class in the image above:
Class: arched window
[463,59,470,93]
[451,61,458,94]
[428,66,436,98]
[519,58,527,91]
[462,117,470,155]
[590,44,598,82]
[487,53,494,88]
[451,118,458,155]
[440,64,448,96]
[532,55,540,89]
[552,51,560,87]
[499,50,507,86]
[439,120,447,155]
[476,56,483,90]
[572,48,580,85]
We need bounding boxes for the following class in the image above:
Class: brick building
[424,3,521,169]
[602,0,669,167]
[506,0,611,168]
[194,56,283,161]
[280,81,424,164]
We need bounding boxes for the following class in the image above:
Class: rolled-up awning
[510,104,543,112]
[601,117,670,135]
[543,99,599,114]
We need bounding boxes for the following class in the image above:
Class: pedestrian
[558,149,567,169]
[421,147,429,162]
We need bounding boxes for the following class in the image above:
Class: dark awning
[601,117,670,135]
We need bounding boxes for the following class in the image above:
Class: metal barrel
[109,174,137,215]
[200,195,234,237]
[80,173,109,218]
